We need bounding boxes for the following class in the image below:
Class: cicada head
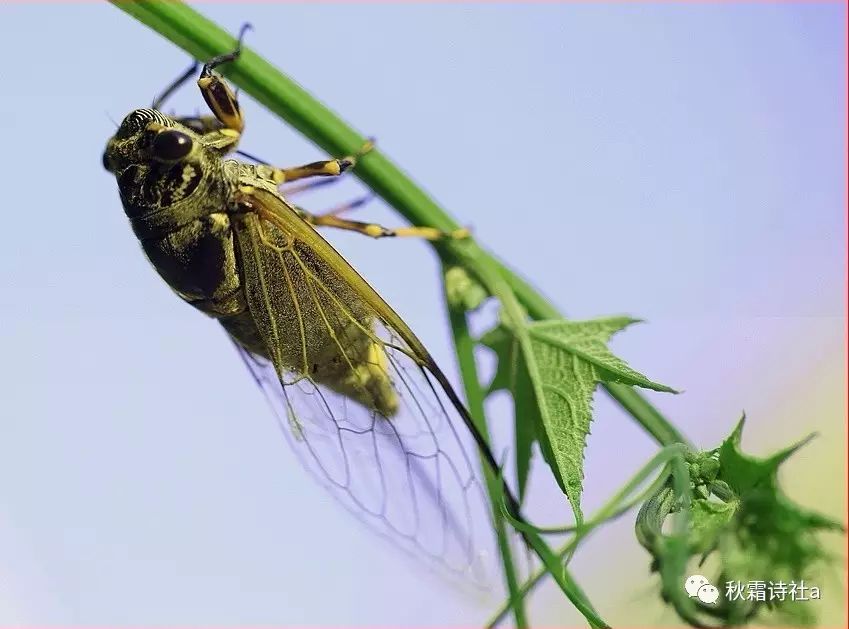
[103,108,199,172]
[103,109,219,220]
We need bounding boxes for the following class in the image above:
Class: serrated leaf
[719,414,817,495]
[482,316,676,521]
[717,423,842,625]
[638,417,843,627]
[528,317,677,393]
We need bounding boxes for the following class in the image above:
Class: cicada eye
[152,129,194,161]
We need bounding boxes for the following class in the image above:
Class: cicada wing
[230,192,496,578]
[234,342,495,578]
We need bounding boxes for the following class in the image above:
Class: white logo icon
[697,584,720,604]
[684,574,720,604]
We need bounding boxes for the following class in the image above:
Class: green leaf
[527,318,677,393]
[482,316,676,520]
[717,427,841,626]
[481,325,540,502]
[637,417,843,627]
[718,413,816,495]
[717,417,842,580]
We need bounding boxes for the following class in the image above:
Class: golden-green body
[104,108,397,415]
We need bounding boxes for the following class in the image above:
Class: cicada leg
[266,139,375,185]
[311,193,375,217]
[151,60,199,111]
[152,64,225,136]
[282,176,351,197]
[190,23,255,153]
[300,207,470,241]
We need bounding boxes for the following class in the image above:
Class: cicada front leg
[152,65,225,137]
[196,28,251,130]
[192,23,254,153]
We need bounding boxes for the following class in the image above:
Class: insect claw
[204,22,253,74]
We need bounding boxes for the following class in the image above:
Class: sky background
[0,2,845,626]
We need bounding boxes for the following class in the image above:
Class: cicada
[102,27,513,576]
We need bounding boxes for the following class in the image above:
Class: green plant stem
[444,279,529,629]
[486,444,687,628]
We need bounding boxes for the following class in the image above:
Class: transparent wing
[229,196,496,580]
